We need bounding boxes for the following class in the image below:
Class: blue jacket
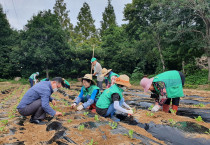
[17,81,56,116]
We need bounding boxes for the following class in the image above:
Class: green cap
[91,57,96,63]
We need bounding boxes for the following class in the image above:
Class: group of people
[17,57,185,124]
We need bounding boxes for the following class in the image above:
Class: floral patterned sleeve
[153,82,167,96]
[153,82,168,106]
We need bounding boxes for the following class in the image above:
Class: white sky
[0,0,132,30]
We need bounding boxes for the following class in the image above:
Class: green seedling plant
[83,112,89,116]
[132,108,135,113]
[170,109,177,115]
[67,119,72,123]
[62,112,66,116]
[78,124,85,131]
[195,116,203,122]
[0,120,8,125]
[168,119,176,125]
[0,126,5,132]
[205,129,210,135]
[148,105,154,111]
[89,139,93,145]
[146,112,154,117]
[194,103,205,107]
[129,129,134,139]
[94,115,99,121]
[109,121,118,129]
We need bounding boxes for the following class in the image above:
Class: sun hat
[81,74,96,85]
[140,77,154,92]
[115,75,131,87]
[36,72,39,75]
[100,68,112,77]
[91,58,97,63]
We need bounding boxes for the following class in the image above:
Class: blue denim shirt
[17,81,56,116]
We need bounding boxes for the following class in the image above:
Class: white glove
[71,103,77,108]
[151,105,161,112]
[77,105,84,111]
[127,109,133,115]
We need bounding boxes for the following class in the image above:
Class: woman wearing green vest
[71,74,101,113]
[29,72,39,87]
[96,75,133,121]
[101,68,119,88]
[140,70,185,114]
[62,78,70,89]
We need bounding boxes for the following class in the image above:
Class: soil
[0,82,210,145]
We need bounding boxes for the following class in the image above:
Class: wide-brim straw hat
[140,77,154,92]
[115,75,131,87]
[100,68,112,77]
[81,74,96,85]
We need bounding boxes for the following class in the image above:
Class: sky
[0,0,132,30]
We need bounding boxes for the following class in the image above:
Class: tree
[19,10,68,78]
[53,0,73,30]
[100,0,117,36]
[0,4,13,78]
[174,0,210,80]
[75,2,97,40]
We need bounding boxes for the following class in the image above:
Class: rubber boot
[162,104,170,113]
[172,105,178,114]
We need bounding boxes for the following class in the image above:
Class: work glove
[71,103,77,109]
[77,105,84,111]
[127,109,134,115]
[151,104,161,112]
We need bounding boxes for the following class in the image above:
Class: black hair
[52,77,65,87]
[82,79,92,85]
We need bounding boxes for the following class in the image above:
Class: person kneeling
[17,77,64,124]
[71,74,101,113]
[96,75,133,122]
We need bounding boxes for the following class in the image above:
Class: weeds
[195,116,203,122]
[0,126,5,132]
[78,124,85,131]
[109,122,118,129]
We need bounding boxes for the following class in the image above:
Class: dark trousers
[97,81,103,90]
[18,99,46,120]
[29,78,33,87]
[164,71,185,106]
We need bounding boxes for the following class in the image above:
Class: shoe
[30,118,46,125]
[172,105,178,114]
[162,104,170,113]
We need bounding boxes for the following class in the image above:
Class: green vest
[41,78,47,81]
[82,85,101,101]
[64,80,70,86]
[96,84,123,109]
[29,73,36,80]
[108,72,119,83]
[153,70,184,98]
